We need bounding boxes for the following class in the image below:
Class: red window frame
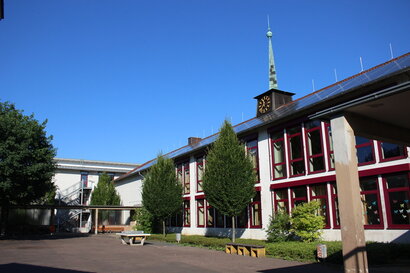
[355,137,376,166]
[305,121,325,174]
[197,199,205,227]
[183,199,190,227]
[246,139,260,183]
[378,141,408,163]
[176,161,190,195]
[249,190,262,228]
[382,172,410,229]
[286,126,305,177]
[359,177,384,229]
[196,156,205,193]
[270,131,287,180]
[290,186,308,209]
[274,188,289,213]
[325,123,335,171]
[310,183,330,228]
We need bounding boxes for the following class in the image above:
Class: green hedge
[148,234,410,265]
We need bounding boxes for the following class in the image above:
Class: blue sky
[1,0,409,164]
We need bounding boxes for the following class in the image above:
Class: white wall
[115,175,143,206]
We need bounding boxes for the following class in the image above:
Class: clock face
[258,95,271,114]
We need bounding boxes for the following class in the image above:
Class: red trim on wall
[270,164,410,190]
[183,196,190,200]
[255,186,261,191]
[195,194,206,200]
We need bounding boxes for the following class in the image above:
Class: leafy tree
[290,200,325,242]
[266,210,291,242]
[142,155,182,237]
[90,173,121,205]
[203,120,256,242]
[0,102,56,233]
[132,207,154,233]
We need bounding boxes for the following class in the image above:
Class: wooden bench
[116,231,151,246]
[95,225,125,233]
[226,243,265,258]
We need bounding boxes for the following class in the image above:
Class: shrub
[132,207,154,233]
[290,201,325,242]
[266,210,291,242]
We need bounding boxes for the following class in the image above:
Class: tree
[290,200,325,242]
[90,173,121,206]
[0,102,56,233]
[142,155,182,237]
[203,120,256,242]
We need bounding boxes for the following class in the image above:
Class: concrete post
[95,209,99,235]
[331,115,368,273]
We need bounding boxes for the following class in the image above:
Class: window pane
[356,136,370,145]
[290,136,302,159]
[386,174,409,189]
[207,207,214,227]
[292,187,307,198]
[357,146,374,163]
[197,200,204,226]
[273,141,285,164]
[274,165,285,178]
[388,191,410,225]
[381,142,405,159]
[361,193,381,225]
[305,120,321,130]
[215,209,224,228]
[249,148,258,168]
[275,189,288,200]
[308,130,322,155]
[311,184,326,196]
[360,178,378,191]
[291,161,304,175]
[237,208,248,228]
[251,203,261,226]
[309,156,324,172]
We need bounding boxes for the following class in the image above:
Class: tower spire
[267,15,278,89]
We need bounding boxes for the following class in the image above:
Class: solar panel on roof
[128,54,410,175]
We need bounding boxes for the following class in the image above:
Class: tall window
[325,123,335,170]
[310,184,329,228]
[206,202,214,227]
[379,142,406,162]
[246,139,259,182]
[183,200,190,227]
[330,183,340,228]
[305,120,325,173]
[177,162,190,194]
[197,199,205,227]
[250,191,262,228]
[237,207,248,228]
[287,126,305,176]
[215,208,225,228]
[355,137,375,165]
[196,156,205,192]
[81,172,88,188]
[383,173,410,227]
[291,186,307,209]
[274,188,289,212]
[360,177,382,227]
[271,131,287,179]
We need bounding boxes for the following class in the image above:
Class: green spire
[267,16,278,89]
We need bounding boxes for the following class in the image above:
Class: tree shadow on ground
[0,233,90,241]
[0,263,94,273]
[258,263,343,273]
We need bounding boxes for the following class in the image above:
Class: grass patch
[148,234,410,265]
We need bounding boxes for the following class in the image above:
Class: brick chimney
[188,137,202,145]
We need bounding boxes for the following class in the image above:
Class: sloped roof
[116,52,410,182]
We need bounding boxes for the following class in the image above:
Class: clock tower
[255,18,295,117]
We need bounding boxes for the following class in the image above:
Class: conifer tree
[90,173,121,205]
[203,120,256,242]
[142,155,182,237]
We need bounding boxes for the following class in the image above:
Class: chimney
[188,137,202,145]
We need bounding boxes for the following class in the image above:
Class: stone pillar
[330,115,368,273]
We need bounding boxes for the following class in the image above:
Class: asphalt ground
[0,234,407,273]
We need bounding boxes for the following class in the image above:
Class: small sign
[317,244,327,259]
[176,233,181,243]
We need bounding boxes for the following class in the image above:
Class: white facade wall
[115,175,143,207]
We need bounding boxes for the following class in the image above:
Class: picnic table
[116,231,151,246]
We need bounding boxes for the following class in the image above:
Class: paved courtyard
[0,234,406,273]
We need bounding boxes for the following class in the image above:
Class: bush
[132,207,154,233]
[290,201,325,242]
[266,210,291,242]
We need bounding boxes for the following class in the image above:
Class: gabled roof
[115,52,410,182]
